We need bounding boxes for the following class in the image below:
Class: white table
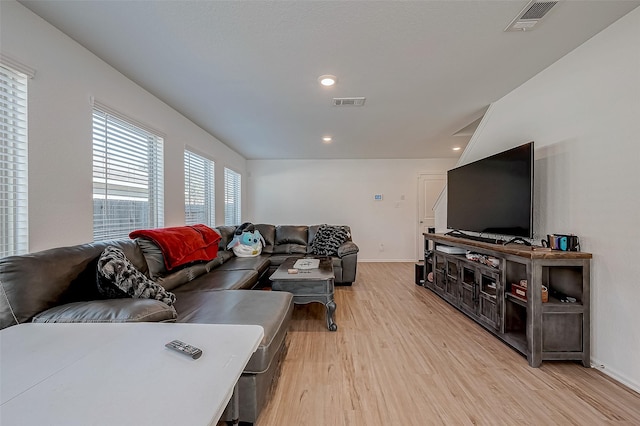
[0,322,263,426]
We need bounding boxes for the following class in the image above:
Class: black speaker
[415,262,424,286]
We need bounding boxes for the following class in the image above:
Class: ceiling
[19,1,640,160]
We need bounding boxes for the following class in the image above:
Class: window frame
[224,167,242,226]
[0,62,29,257]
[92,104,164,241]
[184,148,215,226]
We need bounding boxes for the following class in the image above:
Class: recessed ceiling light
[322,136,332,144]
[318,75,337,87]
[453,147,461,151]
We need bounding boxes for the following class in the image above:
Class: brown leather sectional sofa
[0,224,358,424]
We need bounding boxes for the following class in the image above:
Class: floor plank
[256,262,640,425]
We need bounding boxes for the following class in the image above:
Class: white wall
[435,8,640,391]
[0,1,246,252]
[247,159,456,261]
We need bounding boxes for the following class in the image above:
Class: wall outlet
[379,243,384,252]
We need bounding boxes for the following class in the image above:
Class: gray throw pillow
[97,246,176,306]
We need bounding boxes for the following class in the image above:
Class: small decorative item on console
[542,234,580,251]
[465,252,500,268]
[510,280,548,302]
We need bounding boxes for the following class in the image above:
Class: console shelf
[423,233,591,367]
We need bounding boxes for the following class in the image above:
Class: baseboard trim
[357,259,417,263]
[591,358,640,394]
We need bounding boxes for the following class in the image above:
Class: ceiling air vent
[332,97,366,107]
[505,0,559,32]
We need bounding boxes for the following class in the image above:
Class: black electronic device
[165,340,203,359]
[447,142,534,240]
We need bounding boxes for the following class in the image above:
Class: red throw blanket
[129,225,221,271]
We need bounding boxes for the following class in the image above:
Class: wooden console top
[424,233,592,260]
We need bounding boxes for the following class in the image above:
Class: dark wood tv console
[422,233,591,367]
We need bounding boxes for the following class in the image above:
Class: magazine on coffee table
[293,259,320,270]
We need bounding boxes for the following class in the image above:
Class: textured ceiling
[19,1,640,159]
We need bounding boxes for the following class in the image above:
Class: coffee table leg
[226,382,240,425]
[326,299,337,331]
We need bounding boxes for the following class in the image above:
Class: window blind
[0,64,28,257]
[224,167,241,226]
[92,108,164,241]
[184,149,215,226]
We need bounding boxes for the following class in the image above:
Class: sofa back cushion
[0,239,147,330]
[272,225,308,255]
[135,238,213,292]
[255,224,276,254]
[215,226,237,251]
[129,225,220,271]
[135,237,168,279]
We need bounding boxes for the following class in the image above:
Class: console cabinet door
[433,253,447,295]
[444,259,459,304]
[424,251,435,291]
[458,265,477,316]
[478,269,501,331]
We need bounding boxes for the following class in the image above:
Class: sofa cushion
[255,224,276,254]
[156,263,209,292]
[174,270,259,292]
[0,239,148,330]
[265,254,304,269]
[174,290,293,373]
[136,238,211,291]
[307,225,321,254]
[135,237,168,279]
[214,226,237,251]
[32,299,177,323]
[274,225,308,245]
[272,225,307,254]
[215,256,271,276]
[97,246,176,306]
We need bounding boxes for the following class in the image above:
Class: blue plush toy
[227,223,265,257]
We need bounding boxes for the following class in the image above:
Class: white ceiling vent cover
[332,97,366,107]
[505,1,559,32]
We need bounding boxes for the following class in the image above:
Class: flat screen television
[447,142,534,239]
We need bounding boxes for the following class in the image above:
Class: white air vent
[332,97,366,107]
[505,0,559,32]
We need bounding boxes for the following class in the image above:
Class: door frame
[416,172,447,260]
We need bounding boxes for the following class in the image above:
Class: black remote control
[165,340,203,359]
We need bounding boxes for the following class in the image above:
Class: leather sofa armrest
[337,241,359,258]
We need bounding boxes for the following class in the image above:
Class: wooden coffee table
[269,257,337,331]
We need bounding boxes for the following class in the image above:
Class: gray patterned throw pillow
[311,225,349,256]
[97,246,176,306]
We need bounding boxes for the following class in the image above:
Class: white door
[417,174,446,260]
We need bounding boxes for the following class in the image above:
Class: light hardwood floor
[256,262,640,425]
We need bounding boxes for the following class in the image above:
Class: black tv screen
[447,142,533,238]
